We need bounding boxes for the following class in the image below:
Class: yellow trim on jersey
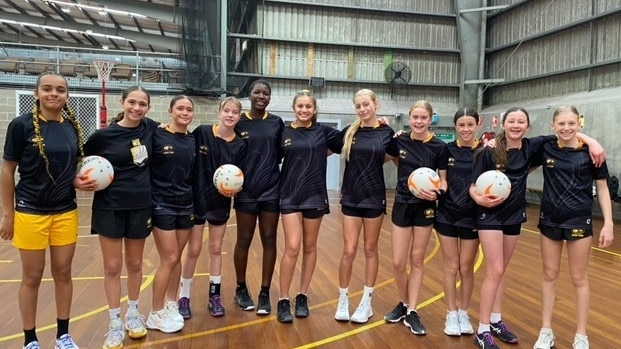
[557,139,583,149]
[165,125,190,135]
[37,114,65,123]
[291,121,313,129]
[411,132,435,142]
[457,138,480,148]
[244,111,268,120]
[213,124,237,142]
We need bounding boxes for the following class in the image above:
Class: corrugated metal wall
[485,0,621,105]
[246,0,460,102]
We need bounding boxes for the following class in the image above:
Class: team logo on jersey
[130,139,148,167]
[146,217,152,229]
[447,157,455,166]
[545,158,555,168]
[199,145,209,154]
[352,136,357,144]
[495,163,505,171]
[571,229,585,238]
[479,212,487,220]
[30,136,44,147]
[240,131,249,139]
[399,150,407,159]
[283,138,292,147]
[424,208,435,219]
[163,145,175,155]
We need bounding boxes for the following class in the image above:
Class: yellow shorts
[13,209,79,250]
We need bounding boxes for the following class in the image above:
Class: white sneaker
[55,334,79,349]
[24,341,41,349]
[146,309,184,333]
[103,318,125,349]
[534,328,555,349]
[350,302,373,324]
[124,309,147,339]
[166,301,185,324]
[334,293,350,321]
[444,312,461,336]
[458,311,475,334]
[573,334,589,349]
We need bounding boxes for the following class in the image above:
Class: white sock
[108,307,121,320]
[127,299,139,313]
[339,287,348,296]
[362,285,374,301]
[448,310,458,316]
[458,309,468,316]
[478,323,490,334]
[210,275,222,284]
[490,312,502,323]
[179,277,193,299]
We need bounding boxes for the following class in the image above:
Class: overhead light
[86,29,93,34]
[42,0,148,19]
[98,10,107,16]
[61,7,71,13]
[101,45,109,50]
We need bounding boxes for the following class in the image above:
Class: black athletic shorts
[91,208,152,239]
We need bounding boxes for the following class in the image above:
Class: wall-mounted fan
[384,61,412,85]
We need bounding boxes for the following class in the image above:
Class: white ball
[475,170,511,200]
[77,155,114,191]
[407,167,441,198]
[213,164,244,197]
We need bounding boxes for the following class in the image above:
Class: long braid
[63,104,85,158]
[32,100,57,185]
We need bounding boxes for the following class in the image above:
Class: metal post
[220,0,227,96]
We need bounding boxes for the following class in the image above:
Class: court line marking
[1,225,617,345]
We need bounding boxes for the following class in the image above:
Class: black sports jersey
[3,113,80,214]
[279,122,342,210]
[192,124,246,217]
[151,127,195,215]
[394,133,448,204]
[83,118,158,210]
[436,141,481,228]
[471,135,555,226]
[235,112,284,202]
[341,124,396,209]
[537,141,609,229]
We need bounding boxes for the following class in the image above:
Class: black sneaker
[384,302,407,323]
[294,294,309,318]
[404,311,427,335]
[490,321,519,343]
[474,331,501,349]
[234,288,255,311]
[256,292,271,315]
[277,299,293,323]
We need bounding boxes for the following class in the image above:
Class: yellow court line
[0,275,155,342]
[293,240,485,349]
[521,227,621,258]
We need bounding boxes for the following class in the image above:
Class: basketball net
[93,60,114,128]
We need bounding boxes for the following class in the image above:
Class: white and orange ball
[475,170,511,200]
[407,167,441,198]
[213,164,244,197]
[77,155,114,191]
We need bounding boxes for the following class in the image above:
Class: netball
[213,164,244,197]
[77,155,114,191]
[475,170,511,200]
[407,167,441,198]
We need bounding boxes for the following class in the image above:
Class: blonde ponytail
[342,117,362,161]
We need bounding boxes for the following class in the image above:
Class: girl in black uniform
[178,97,246,319]
[83,86,159,349]
[276,90,342,323]
[469,107,605,349]
[1,73,91,349]
[384,100,448,336]
[146,96,195,333]
[334,89,396,324]
[233,80,284,315]
[433,108,481,336]
[533,106,613,349]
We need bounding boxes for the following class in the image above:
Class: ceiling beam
[0,12,179,52]
[88,0,179,23]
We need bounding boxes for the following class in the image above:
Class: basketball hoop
[93,60,115,128]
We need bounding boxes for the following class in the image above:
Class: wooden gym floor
[1,191,620,348]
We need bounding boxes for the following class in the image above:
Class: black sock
[24,328,37,346]
[209,282,221,297]
[260,285,270,295]
[236,282,247,290]
[57,318,69,339]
